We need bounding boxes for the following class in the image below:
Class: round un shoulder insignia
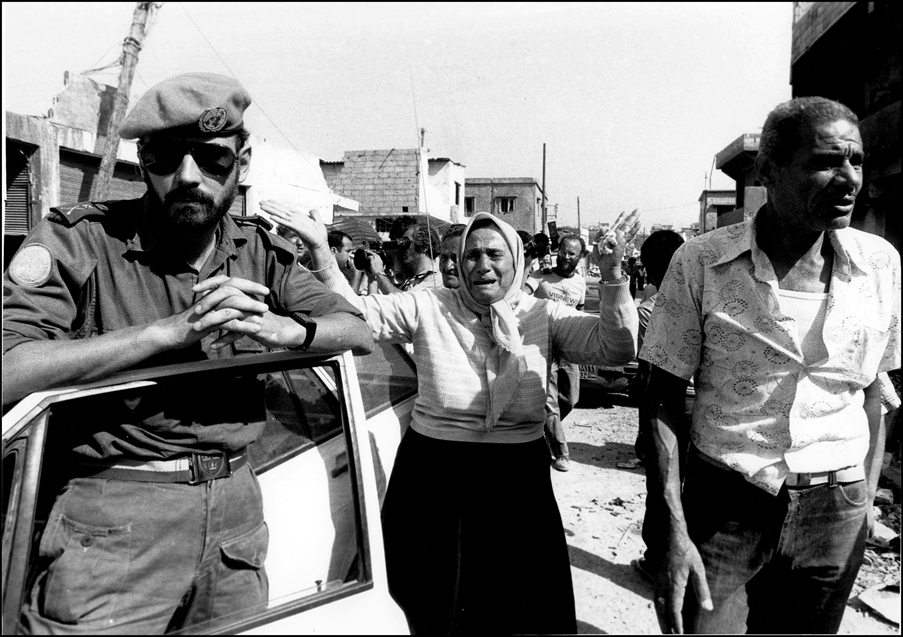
[9,244,53,287]
[198,107,228,133]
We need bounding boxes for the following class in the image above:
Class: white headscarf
[457,212,527,430]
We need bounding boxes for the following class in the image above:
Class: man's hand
[655,529,713,634]
[367,251,386,277]
[152,276,269,350]
[188,275,320,350]
[260,201,328,251]
[591,209,641,277]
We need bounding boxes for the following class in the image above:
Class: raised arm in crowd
[262,199,639,634]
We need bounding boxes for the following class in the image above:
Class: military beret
[120,72,251,140]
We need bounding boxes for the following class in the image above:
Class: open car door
[2,350,408,635]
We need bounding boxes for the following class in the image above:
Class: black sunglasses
[139,141,239,177]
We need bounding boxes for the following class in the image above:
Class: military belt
[76,448,249,484]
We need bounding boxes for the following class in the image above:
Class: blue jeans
[21,464,268,634]
[679,451,869,634]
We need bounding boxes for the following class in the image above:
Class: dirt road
[550,389,900,634]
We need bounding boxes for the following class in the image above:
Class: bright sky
[2,2,794,230]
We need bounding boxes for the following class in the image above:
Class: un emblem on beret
[198,107,228,133]
[9,244,53,287]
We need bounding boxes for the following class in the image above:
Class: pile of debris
[849,450,901,628]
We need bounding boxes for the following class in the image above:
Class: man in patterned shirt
[641,97,900,634]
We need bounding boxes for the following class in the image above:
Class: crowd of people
[2,70,900,637]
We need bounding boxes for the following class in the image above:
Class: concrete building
[4,75,356,264]
[697,189,738,234]
[704,2,900,248]
[320,149,463,237]
[711,133,766,230]
[427,157,466,224]
[791,1,901,253]
[463,177,548,235]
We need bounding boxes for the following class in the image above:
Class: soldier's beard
[147,175,238,234]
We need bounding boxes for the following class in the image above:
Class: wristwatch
[599,274,629,286]
[286,312,317,351]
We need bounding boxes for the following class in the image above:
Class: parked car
[575,307,639,404]
[2,344,417,634]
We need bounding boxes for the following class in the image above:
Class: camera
[521,231,550,260]
[352,235,412,271]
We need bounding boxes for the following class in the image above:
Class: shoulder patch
[232,214,273,231]
[9,244,53,287]
[50,201,109,227]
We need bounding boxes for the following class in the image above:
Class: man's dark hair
[759,97,859,166]
[391,221,438,257]
[640,230,684,287]
[327,230,352,250]
[442,224,467,243]
[276,224,297,239]
[412,224,441,257]
[389,216,418,240]
[389,216,440,256]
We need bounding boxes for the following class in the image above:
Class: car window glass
[0,449,21,548]
[251,367,341,472]
[354,343,418,417]
[11,358,369,634]
[1,449,18,539]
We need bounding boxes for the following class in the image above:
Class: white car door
[2,350,408,635]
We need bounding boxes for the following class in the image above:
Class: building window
[464,196,475,216]
[402,206,409,213]
[455,182,461,206]
[494,196,516,215]
[376,218,394,233]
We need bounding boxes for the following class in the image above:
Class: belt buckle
[189,452,232,484]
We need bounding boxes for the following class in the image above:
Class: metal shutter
[4,144,32,235]
[58,150,145,205]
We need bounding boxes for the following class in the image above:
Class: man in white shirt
[526,234,587,472]
[641,97,900,634]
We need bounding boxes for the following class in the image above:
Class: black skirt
[381,428,576,635]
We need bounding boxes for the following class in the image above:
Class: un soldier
[3,72,372,634]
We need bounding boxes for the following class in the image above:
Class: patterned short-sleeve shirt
[640,213,901,495]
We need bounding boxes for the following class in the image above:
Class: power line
[84,3,162,78]
[177,2,319,173]
[408,64,438,286]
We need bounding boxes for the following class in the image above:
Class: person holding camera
[360,218,442,293]
[517,229,548,287]
[327,229,367,294]
[260,202,639,634]
[525,234,588,472]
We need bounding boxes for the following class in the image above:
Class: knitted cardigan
[317,265,638,443]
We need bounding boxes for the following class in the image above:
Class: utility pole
[90,1,157,201]
[541,143,547,232]
[577,196,581,231]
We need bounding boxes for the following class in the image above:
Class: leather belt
[691,446,864,488]
[77,448,249,484]
[783,465,865,488]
